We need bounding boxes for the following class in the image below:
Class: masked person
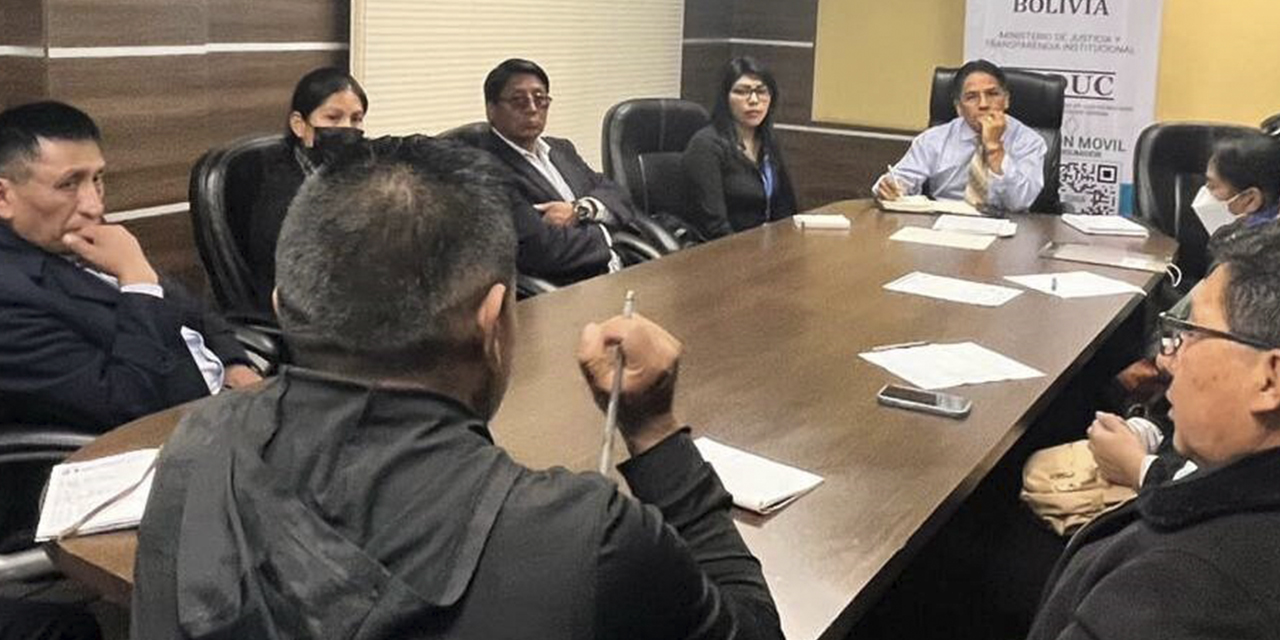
[228,67,368,315]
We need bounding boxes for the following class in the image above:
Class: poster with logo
[965,0,1163,215]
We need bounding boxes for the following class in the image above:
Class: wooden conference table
[52,200,1175,639]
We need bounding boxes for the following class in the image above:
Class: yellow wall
[814,0,1280,131]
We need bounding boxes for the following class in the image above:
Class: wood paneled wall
[680,0,912,210]
[0,0,349,295]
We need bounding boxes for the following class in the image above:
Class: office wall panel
[685,0,731,39]
[46,0,208,47]
[206,50,349,144]
[681,43,731,114]
[0,59,48,109]
[47,56,214,211]
[0,0,45,47]
[733,0,816,42]
[209,0,349,42]
[779,130,908,210]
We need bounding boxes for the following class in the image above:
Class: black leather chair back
[929,67,1066,213]
[602,99,709,241]
[1133,122,1256,283]
[189,133,288,317]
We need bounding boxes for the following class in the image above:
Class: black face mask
[307,126,365,164]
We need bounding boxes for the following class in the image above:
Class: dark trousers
[0,599,100,640]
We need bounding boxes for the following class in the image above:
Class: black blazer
[681,125,797,240]
[478,131,634,284]
[0,225,247,431]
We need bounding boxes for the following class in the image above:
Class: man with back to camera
[1027,223,1280,639]
[873,59,1047,212]
[131,135,783,640]
[478,57,642,285]
[0,101,260,432]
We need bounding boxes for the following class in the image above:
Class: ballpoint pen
[599,290,636,475]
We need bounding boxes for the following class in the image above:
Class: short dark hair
[1209,131,1280,207]
[275,135,517,375]
[0,101,101,180]
[951,59,1008,104]
[484,58,550,104]
[710,56,781,145]
[285,67,369,146]
[1214,223,1280,349]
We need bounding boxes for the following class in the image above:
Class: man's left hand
[1088,412,1146,490]
[535,201,577,227]
[224,364,264,389]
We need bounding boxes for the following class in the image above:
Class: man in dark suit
[0,101,261,432]
[479,58,641,285]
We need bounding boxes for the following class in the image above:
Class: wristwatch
[573,198,602,224]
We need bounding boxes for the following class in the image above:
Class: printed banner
[965,0,1164,215]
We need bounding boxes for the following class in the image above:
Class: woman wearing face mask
[230,67,368,315]
[681,57,796,240]
[1191,132,1280,254]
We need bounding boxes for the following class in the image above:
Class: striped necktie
[964,144,989,209]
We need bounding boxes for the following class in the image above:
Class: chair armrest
[0,425,96,466]
[0,547,55,583]
[629,214,682,254]
[230,322,284,376]
[516,274,558,299]
[612,231,664,266]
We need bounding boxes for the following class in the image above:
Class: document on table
[884,272,1023,307]
[890,226,996,251]
[1039,242,1171,274]
[932,215,1017,237]
[1004,271,1146,298]
[35,448,160,541]
[1061,214,1150,237]
[859,342,1044,390]
[694,437,824,514]
[879,196,982,216]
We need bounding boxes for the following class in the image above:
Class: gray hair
[1214,223,1280,348]
[275,135,517,374]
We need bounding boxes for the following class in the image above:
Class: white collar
[491,127,551,161]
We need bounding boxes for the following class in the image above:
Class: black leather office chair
[0,424,96,582]
[929,67,1067,214]
[189,134,289,371]
[1261,112,1280,138]
[1132,122,1256,285]
[601,98,711,249]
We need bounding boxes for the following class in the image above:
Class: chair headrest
[603,99,709,178]
[929,67,1067,130]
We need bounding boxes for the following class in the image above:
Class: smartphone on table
[876,384,972,419]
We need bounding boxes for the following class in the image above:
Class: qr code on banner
[1060,161,1119,215]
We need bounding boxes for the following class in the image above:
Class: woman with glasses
[681,56,796,240]
[228,67,368,315]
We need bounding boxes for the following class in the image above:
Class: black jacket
[0,224,247,431]
[1028,446,1280,639]
[225,143,307,315]
[680,125,796,240]
[132,367,782,640]
[478,131,638,284]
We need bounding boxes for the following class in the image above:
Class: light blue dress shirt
[876,115,1048,212]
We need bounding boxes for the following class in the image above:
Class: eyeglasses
[501,93,553,110]
[730,85,772,100]
[1157,312,1278,357]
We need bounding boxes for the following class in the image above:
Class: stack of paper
[694,438,823,514]
[889,226,996,251]
[859,342,1044,390]
[1062,214,1149,237]
[792,214,852,230]
[1039,242,1171,273]
[932,215,1017,238]
[1004,271,1146,298]
[879,196,982,216]
[35,448,160,541]
[883,272,1023,307]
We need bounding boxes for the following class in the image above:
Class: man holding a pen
[873,59,1047,212]
[132,135,783,640]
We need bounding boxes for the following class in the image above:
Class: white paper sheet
[1061,214,1149,237]
[883,272,1023,307]
[931,198,983,216]
[889,226,996,251]
[932,215,1017,237]
[859,342,1044,390]
[694,438,824,514]
[36,448,159,541]
[1004,271,1146,299]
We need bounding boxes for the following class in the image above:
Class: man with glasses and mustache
[873,59,1046,212]
[1028,223,1280,639]
[477,58,639,285]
